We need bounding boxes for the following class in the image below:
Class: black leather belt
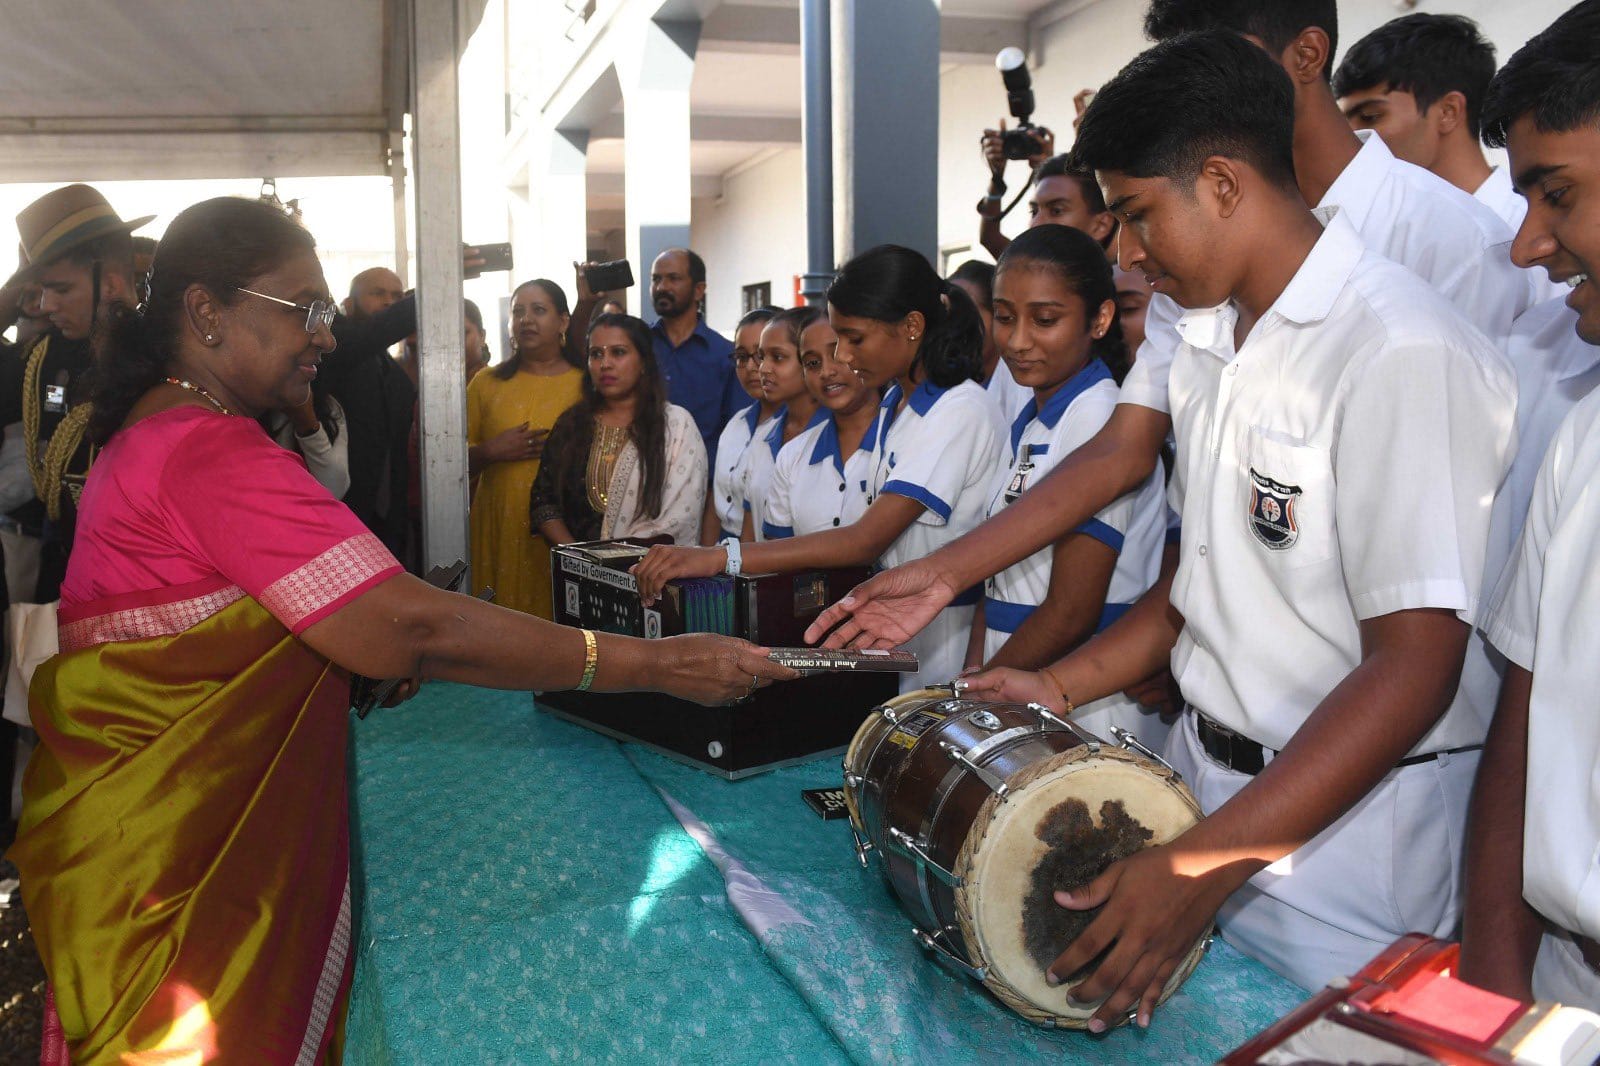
[1193,712,1482,776]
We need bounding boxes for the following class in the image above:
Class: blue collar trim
[809,409,883,476]
[1009,358,1112,457]
[907,379,951,417]
[766,405,827,458]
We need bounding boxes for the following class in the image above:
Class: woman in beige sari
[530,313,707,547]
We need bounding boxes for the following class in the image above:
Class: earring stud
[205,334,215,342]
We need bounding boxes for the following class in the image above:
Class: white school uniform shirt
[868,378,1006,689]
[737,405,825,541]
[985,358,1032,425]
[762,411,881,539]
[981,360,1169,742]
[1476,166,1568,306]
[1459,298,1600,732]
[1119,129,1527,416]
[711,402,765,538]
[1476,165,1525,232]
[1481,384,1600,946]
[1165,210,1515,754]
[981,358,1166,651]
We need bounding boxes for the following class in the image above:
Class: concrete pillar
[411,0,469,572]
[831,0,940,263]
[536,126,591,284]
[616,18,701,317]
[799,0,834,305]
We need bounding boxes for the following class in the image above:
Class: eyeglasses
[235,286,339,333]
[731,350,758,367]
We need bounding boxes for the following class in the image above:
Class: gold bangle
[577,628,598,691]
[1040,666,1075,716]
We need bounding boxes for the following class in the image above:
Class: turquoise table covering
[347,683,1308,1063]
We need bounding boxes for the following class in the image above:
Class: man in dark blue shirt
[649,248,744,464]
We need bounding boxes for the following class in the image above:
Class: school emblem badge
[1248,468,1301,551]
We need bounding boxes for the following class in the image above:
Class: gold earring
[560,331,567,346]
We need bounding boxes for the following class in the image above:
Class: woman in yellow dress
[466,279,584,616]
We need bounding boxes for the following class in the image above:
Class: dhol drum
[842,687,1210,1029]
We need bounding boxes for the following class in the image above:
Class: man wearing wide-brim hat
[3,184,151,606]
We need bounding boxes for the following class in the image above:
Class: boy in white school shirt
[809,0,1528,662]
[1461,0,1600,1009]
[963,30,1514,1027]
[1333,12,1565,304]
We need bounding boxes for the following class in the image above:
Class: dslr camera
[996,48,1052,160]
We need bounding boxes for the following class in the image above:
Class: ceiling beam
[0,131,390,182]
[941,15,1028,65]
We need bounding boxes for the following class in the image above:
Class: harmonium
[1222,934,1600,1065]
[542,539,899,779]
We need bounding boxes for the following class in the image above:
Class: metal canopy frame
[3,0,478,574]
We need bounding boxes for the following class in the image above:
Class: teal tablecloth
[346,684,1308,1063]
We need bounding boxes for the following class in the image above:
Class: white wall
[689,146,808,334]
[544,0,1572,333]
[938,0,1570,262]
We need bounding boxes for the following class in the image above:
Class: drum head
[954,746,1207,1028]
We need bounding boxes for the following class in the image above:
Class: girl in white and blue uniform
[633,244,1004,691]
[703,307,781,543]
[765,316,881,538]
[736,307,826,541]
[974,225,1169,743]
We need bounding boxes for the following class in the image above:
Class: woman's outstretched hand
[632,545,727,604]
[655,634,799,705]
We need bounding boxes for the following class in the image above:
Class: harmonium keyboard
[542,539,900,778]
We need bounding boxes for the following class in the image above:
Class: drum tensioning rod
[850,824,874,868]
[1027,702,1102,753]
[939,741,1012,798]
[911,924,989,982]
[887,826,964,887]
[1108,725,1181,779]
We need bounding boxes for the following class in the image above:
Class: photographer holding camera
[978,57,1111,261]
[977,118,1055,260]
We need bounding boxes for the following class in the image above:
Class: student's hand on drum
[956,666,1067,714]
[804,560,957,649]
[655,634,799,705]
[631,545,726,604]
[1047,843,1238,1032]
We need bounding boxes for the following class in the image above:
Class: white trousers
[1165,709,1477,991]
[1534,930,1600,1010]
[0,526,41,607]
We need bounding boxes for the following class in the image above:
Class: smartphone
[465,242,514,280]
[584,259,635,293]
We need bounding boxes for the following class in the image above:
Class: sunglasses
[235,286,339,333]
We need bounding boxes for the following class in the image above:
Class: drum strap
[1192,711,1482,777]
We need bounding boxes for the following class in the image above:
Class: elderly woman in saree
[8,197,792,1064]
[530,313,707,548]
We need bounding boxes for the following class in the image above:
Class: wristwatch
[719,537,742,577]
